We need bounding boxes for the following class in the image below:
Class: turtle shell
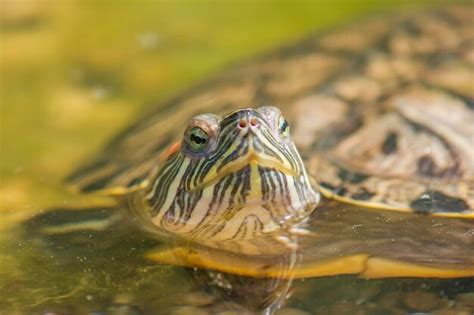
[67,5,473,216]
[33,5,474,279]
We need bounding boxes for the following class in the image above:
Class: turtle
[30,5,474,281]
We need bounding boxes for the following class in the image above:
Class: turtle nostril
[238,120,247,129]
[249,117,258,127]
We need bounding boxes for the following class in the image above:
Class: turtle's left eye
[278,117,290,137]
[186,127,209,152]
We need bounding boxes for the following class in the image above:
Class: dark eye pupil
[190,133,207,144]
[187,127,210,152]
[280,120,288,133]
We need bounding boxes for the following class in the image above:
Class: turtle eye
[186,127,209,152]
[278,117,290,137]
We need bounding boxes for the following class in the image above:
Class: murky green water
[1,1,473,314]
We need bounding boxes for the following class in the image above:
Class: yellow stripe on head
[138,106,320,246]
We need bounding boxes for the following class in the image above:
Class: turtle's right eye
[278,117,290,138]
[186,127,209,152]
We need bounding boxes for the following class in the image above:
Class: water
[1,1,473,314]
[3,218,474,314]
[3,206,473,314]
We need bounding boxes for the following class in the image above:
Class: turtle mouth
[187,150,298,193]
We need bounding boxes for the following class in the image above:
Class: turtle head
[142,106,319,242]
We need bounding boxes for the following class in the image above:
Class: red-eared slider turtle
[35,5,474,280]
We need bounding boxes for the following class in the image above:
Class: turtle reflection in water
[30,5,473,314]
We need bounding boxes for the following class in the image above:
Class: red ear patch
[160,141,181,160]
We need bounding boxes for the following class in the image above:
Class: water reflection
[10,202,472,314]
[21,205,300,314]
